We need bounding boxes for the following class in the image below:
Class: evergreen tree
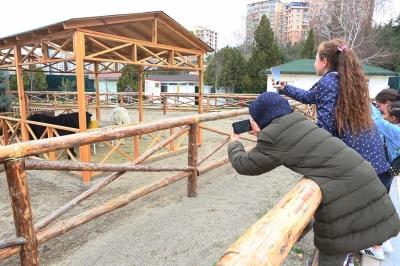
[0,71,12,112]
[117,65,143,92]
[9,68,48,91]
[204,47,246,92]
[219,47,246,92]
[32,69,48,91]
[244,15,281,93]
[300,29,315,59]
[9,73,30,91]
[59,77,77,91]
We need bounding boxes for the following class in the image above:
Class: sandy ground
[0,108,315,266]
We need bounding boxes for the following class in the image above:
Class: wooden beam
[63,13,156,29]
[73,31,91,182]
[138,65,143,123]
[152,16,158,43]
[79,28,202,55]
[14,45,29,141]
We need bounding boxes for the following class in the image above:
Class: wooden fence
[0,108,323,266]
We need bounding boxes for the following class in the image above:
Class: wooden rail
[0,100,320,265]
[217,177,321,266]
[0,109,255,265]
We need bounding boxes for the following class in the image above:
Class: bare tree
[310,0,393,64]
[232,14,255,60]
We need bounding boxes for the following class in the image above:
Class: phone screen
[271,67,282,88]
[232,119,251,134]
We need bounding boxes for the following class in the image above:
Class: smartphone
[232,119,252,134]
[271,67,282,88]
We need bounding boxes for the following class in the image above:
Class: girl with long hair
[273,38,391,261]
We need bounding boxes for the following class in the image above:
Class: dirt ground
[0,108,315,266]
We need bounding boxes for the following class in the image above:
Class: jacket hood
[249,92,293,129]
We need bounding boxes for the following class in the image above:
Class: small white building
[262,59,399,97]
[145,74,199,106]
[89,73,121,100]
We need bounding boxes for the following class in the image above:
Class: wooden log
[24,159,195,172]
[198,145,255,176]
[36,170,192,244]
[217,178,321,266]
[199,124,256,142]
[188,123,198,197]
[0,237,27,249]
[198,136,229,166]
[170,128,175,151]
[0,107,249,162]
[34,126,191,231]
[5,158,38,266]
[0,246,20,260]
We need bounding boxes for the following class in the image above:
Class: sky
[0,0,399,49]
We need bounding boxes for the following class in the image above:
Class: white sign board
[145,80,161,97]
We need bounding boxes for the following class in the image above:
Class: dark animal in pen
[27,112,92,159]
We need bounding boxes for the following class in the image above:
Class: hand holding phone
[232,119,252,134]
[271,67,282,88]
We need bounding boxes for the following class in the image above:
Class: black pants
[378,171,393,193]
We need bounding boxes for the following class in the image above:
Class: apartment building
[245,0,286,46]
[284,2,310,45]
[192,26,218,51]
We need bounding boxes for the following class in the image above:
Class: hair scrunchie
[338,45,348,52]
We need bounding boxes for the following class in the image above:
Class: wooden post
[206,96,210,113]
[2,118,9,145]
[14,45,29,142]
[94,62,101,121]
[134,135,139,159]
[53,93,57,107]
[47,128,56,160]
[187,123,198,197]
[5,158,38,266]
[163,95,166,115]
[198,54,204,146]
[138,65,144,123]
[74,30,91,182]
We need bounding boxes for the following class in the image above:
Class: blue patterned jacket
[281,71,390,174]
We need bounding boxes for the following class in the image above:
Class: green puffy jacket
[228,112,400,255]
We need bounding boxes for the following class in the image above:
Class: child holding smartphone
[228,92,400,266]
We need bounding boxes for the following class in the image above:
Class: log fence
[1,92,315,179]
[0,96,321,266]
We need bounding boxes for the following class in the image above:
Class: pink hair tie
[338,45,348,52]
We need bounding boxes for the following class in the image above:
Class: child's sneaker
[343,253,355,266]
[383,240,394,252]
[360,247,385,260]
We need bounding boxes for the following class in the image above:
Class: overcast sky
[0,0,399,49]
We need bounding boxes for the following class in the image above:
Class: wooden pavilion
[0,11,213,181]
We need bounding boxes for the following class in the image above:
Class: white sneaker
[360,247,385,260]
[383,240,394,252]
